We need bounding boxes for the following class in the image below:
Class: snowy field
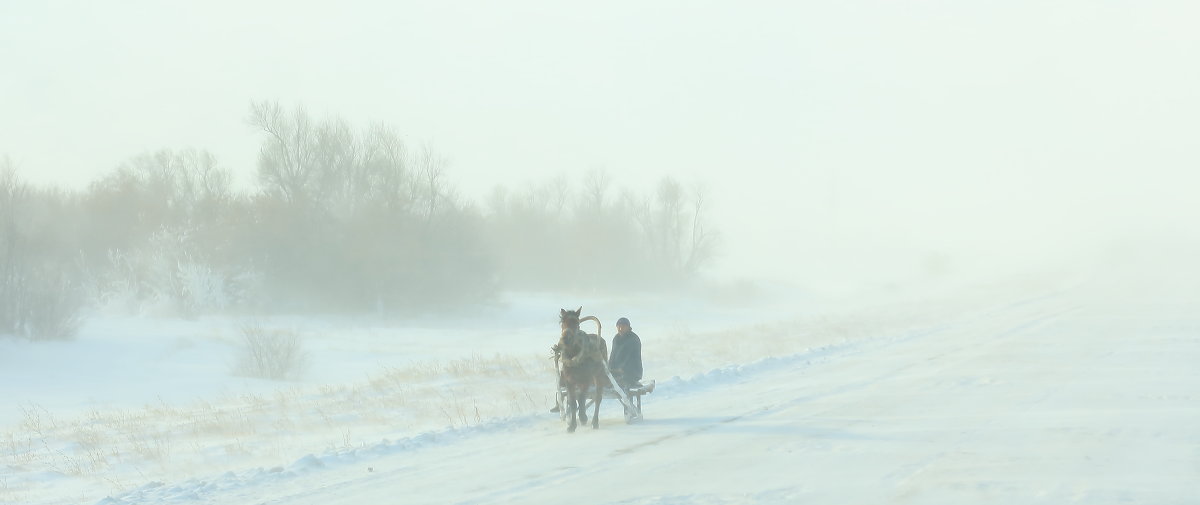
[3,256,1198,504]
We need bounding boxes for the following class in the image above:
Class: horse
[553,307,609,432]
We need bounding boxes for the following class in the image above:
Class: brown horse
[554,307,608,432]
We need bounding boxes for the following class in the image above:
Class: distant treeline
[0,102,717,340]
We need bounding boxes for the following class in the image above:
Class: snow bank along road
[107,274,1200,504]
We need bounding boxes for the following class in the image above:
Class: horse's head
[559,306,582,332]
[555,307,584,360]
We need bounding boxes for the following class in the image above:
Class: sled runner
[555,366,654,424]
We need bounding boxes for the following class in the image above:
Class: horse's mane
[557,310,606,368]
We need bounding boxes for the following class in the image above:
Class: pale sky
[3,1,1198,284]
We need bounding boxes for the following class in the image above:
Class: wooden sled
[552,315,653,424]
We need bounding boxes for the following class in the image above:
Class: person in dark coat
[608,317,642,389]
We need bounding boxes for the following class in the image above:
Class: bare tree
[547,174,571,216]
[655,176,686,271]
[105,149,233,224]
[628,176,719,280]
[360,123,411,214]
[247,101,318,205]
[682,183,718,275]
[414,144,448,224]
[0,160,82,339]
[582,167,611,212]
[250,102,423,220]
[0,158,27,334]
[312,116,360,217]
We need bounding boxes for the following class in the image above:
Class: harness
[560,328,603,368]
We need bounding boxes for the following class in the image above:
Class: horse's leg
[591,375,602,429]
[578,382,589,424]
[566,383,578,433]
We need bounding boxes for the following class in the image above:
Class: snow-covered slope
[5,265,1199,504]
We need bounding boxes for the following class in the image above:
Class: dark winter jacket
[608,330,642,385]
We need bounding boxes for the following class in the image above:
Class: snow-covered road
[106,272,1200,505]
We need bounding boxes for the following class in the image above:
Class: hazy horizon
[4,0,1198,285]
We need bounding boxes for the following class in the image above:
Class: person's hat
[616,317,631,327]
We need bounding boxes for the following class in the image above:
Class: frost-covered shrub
[0,163,85,340]
[233,325,309,380]
[0,267,84,341]
[174,259,229,314]
[94,227,261,317]
[22,270,84,340]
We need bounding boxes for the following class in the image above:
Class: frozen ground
[2,257,1198,504]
